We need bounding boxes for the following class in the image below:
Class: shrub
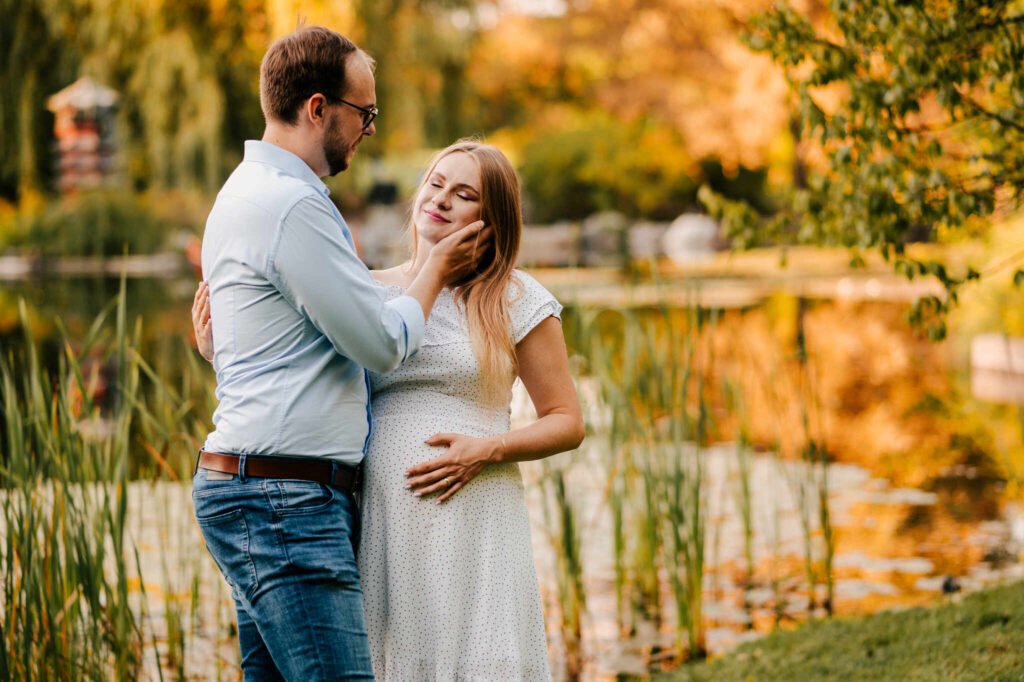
[5,191,173,257]
[517,110,698,223]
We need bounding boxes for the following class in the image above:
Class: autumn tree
[702,0,1024,337]
[354,0,482,153]
[466,0,799,170]
[0,0,78,203]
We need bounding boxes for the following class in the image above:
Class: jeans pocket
[265,480,336,516]
[274,492,361,583]
[195,508,260,601]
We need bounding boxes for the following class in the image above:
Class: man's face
[323,52,377,176]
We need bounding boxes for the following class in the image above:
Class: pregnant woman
[195,140,584,681]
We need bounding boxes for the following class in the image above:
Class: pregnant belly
[365,411,517,493]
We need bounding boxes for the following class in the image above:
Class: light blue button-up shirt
[201,140,424,465]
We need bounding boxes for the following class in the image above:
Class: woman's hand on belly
[404,432,500,503]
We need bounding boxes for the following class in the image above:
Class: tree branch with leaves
[700,0,1024,339]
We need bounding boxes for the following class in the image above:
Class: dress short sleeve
[509,270,563,344]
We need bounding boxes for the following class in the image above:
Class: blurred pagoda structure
[46,77,119,193]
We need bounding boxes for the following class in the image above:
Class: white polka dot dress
[359,270,561,682]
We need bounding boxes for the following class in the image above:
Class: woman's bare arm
[405,316,585,503]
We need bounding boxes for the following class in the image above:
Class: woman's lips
[425,210,450,223]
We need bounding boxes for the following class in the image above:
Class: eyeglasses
[326,95,379,130]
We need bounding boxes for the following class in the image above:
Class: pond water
[3,268,1021,680]
[521,440,1024,680]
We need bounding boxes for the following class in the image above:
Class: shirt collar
[243,140,330,196]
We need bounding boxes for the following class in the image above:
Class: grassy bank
[660,580,1024,681]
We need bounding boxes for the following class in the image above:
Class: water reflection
[522,441,1022,681]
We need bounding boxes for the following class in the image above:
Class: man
[192,26,485,680]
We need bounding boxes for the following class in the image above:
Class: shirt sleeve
[509,270,563,344]
[268,195,425,374]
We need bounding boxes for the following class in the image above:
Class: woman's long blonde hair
[408,140,523,402]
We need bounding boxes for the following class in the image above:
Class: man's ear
[306,94,327,125]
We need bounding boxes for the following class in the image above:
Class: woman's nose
[434,190,451,209]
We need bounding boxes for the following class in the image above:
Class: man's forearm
[403,260,447,322]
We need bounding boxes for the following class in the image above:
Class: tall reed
[1,292,145,680]
[0,285,217,680]
[749,294,836,620]
[793,298,834,616]
[724,378,756,625]
[583,293,711,662]
[585,308,636,636]
[540,461,586,681]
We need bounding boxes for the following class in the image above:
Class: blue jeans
[192,462,373,681]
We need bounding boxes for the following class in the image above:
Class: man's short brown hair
[260,26,361,125]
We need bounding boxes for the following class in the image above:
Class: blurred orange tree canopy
[4,0,1019,247]
[0,0,795,219]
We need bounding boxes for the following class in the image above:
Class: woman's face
[413,152,482,245]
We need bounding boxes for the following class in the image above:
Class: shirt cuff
[386,295,426,360]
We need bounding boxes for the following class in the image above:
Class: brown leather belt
[197,450,362,494]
